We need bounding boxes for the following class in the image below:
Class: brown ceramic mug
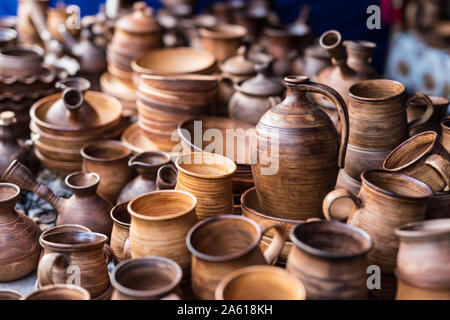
[187,215,285,300]
[110,201,131,263]
[111,257,182,300]
[383,131,450,193]
[23,284,90,300]
[215,265,306,300]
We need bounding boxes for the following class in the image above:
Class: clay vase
[2,160,113,237]
[441,117,450,153]
[187,215,285,300]
[111,257,182,300]
[156,164,178,190]
[395,219,450,300]
[251,75,349,220]
[38,231,110,297]
[81,140,132,204]
[407,95,449,135]
[24,284,90,300]
[199,24,247,62]
[110,202,131,263]
[286,220,373,300]
[0,183,42,282]
[127,190,198,277]
[175,152,236,220]
[383,131,450,193]
[215,265,306,300]
[323,170,433,274]
[117,151,171,203]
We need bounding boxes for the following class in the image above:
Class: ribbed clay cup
[175,152,236,220]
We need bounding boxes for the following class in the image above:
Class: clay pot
[81,140,132,203]
[0,45,44,79]
[426,191,450,219]
[110,202,131,263]
[251,76,349,220]
[175,152,236,220]
[323,170,433,274]
[187,215,285,300]
[199,24,247,62]
[383,131,450,193]
[127,190,198,276]
[0,183,42,282]
[0,28,17,48]
[38,231,110,297]
[0,290,21,300]
[117,151,171,203]
[407,95,449,134]
[111,257,182,300]
[395,219,450,300]
[24,284,90,300]
[441,117,450,153]
[156,164,178,190]
[287,220,372,299]
[2,160,113,236]
[215,265,306,300]
[121,122,162,154]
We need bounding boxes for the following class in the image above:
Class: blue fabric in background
[0,0,390,72]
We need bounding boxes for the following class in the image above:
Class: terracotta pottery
[156,164,178,190]
[441,117,450,153]
[426,191,450,219]
[395,219,450,300]
[38,231,110,297]
[111,257,182,300]
[323,170,432,274]
[121,122,161,154]
[81,140,132,203]
[110,202,131,263]
[383,131,450,193]
[127,190,198,276]
[215,265,306,300]
[287,220,373,300]
[24,284,90,300]
[0,28,17,48]
[175,152,236,220]
[199,24,247,62]
[0,290,21,300]
[0,45,45,79]
[251,75,349,220]
[407,95,449,134]
[0,183,42,282]
[2,160,113,236]
[117,151,171,203]
[187,215,285,300]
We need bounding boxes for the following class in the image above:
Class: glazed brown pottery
[111,257,182,300]
[187,215,284,300]
[199,24,247,62]
[128,190,198,276]
[24,284,90,300]
[110,202,131,263]
[156,164,178,190]
[395,219,450,300]
[407,95,449,134]
[251,75,349,220]
[323,170,432,274]
[175,152,236,220]
[2,160,113,236]
[0,290,21,300]
[441,117,450,153]
[0,183,42,282]
[117,151,171,203]
[38,231,110,297]
[383,131,450,193]
[81,140,132,203]
[287,220,373,299]
[215,265,306,300]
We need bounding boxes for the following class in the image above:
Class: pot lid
[220,45,257,76]
[236,62,285,96]
[116,2,162,34]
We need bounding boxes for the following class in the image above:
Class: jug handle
[322,188,361,221]
[37,253,69,286]
[103,244,114,264]
[425,154,450,192]
[259,221,285,265]
[407,93,435,136]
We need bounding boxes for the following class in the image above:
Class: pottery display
[111,257,182,300]
[395,219,450,300]
[24,284,90,300]
[199,24,247,62]
[407,95,449,134]
[2,160,113,236]
[440,117,450,153]
[187,215,284,299]
[0,183,42,282]
[175,152,236,220]
[156,164,178,190]
[251,76,349,220]
[110,202,131,263]
[287,220,373,299]
[117,151,171,203]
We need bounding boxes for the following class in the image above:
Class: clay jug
[2,160,113,236]
[0,183,42,282]
[251,75,349,220]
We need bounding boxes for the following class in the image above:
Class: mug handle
[322,189,361,221]
[259,221,285,265]
[161,293,181,300]
[37,253,68,286]
[103,244,114,264]
[425,154,450,191]
[407,93,435,136]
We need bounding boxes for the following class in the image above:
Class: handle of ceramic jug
[322,188,361,221]
[425,154,450,191]
[103,244,113,264]
[160,293,181,300]
[259,221,285,265]
[407,93,435,136]
[37,253,69,286]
